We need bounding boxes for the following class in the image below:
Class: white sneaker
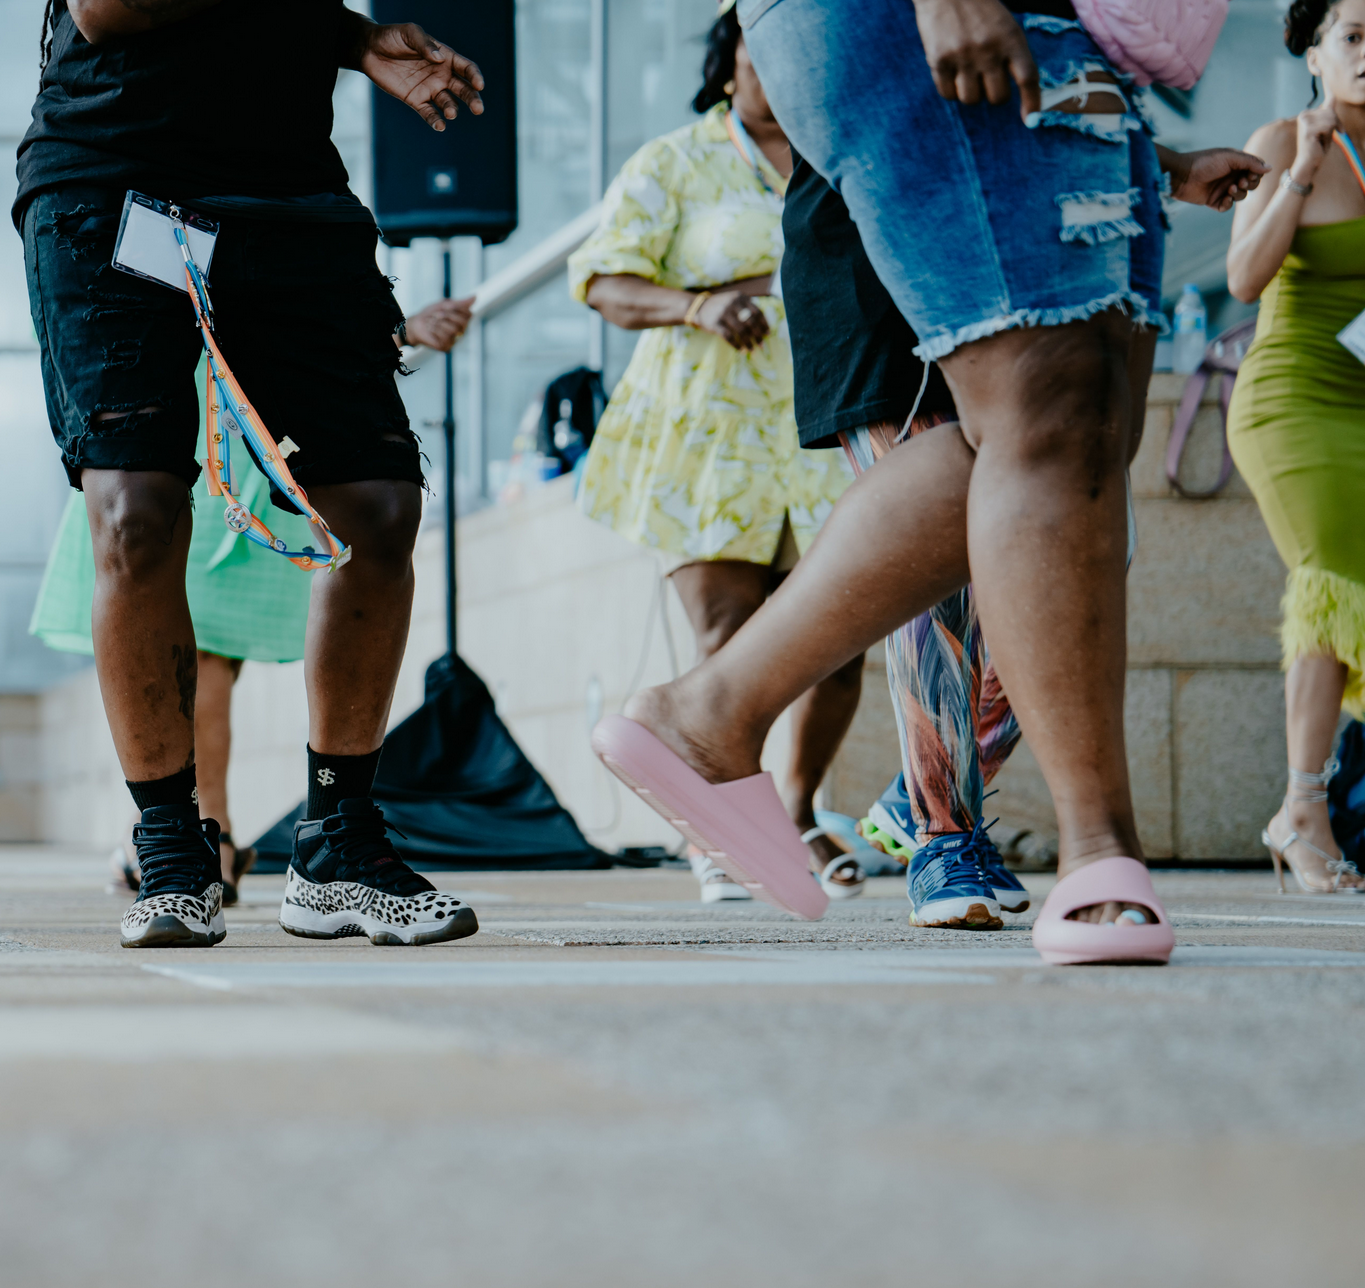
[688,849,752,903]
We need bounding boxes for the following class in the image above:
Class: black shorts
[781,154,955,448]
[22,186,422,499]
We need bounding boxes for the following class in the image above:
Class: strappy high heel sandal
[1261,757,1364,894]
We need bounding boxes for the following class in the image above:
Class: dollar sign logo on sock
[316,768,336,786]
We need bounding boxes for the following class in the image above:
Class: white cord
[895,360,933,443]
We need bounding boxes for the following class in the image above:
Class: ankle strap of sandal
[1288,756,1340,803]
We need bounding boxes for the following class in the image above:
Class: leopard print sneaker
[120,804,226,949]
[279,798,479,946]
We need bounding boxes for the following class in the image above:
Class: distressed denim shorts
[22,186,421,496]
[738,0,1166,361]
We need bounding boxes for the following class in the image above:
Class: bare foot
[1266,799,1364,892]
[219,838,237,890]
[622,680,763,786]
[800,826,862,889]
[1057,852,1155,925]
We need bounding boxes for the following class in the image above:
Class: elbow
[67,2,127,43]
[67,2,104,41]
[1226,273,1260,305]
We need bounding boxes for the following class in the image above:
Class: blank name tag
[112,191,218,293]
[1338,307,1365,366]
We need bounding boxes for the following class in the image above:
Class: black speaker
[370,1,517,247]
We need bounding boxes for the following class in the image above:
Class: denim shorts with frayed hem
[738,1,1167,362]
[22,186,422,499]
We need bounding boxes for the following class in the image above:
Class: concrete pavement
[1,848,1363,1286]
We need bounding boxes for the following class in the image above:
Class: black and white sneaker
[119,804,225,949]
[279,799,479,946]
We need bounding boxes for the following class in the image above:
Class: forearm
[68,0,221,43]
[584,275,697,330]
[1227,190,1302,302]
[584,273,774,330]
[338,5,374,71]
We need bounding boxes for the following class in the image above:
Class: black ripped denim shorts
[22,186,423,498]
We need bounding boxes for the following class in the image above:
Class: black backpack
[538,367,607,473]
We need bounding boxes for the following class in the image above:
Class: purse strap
[1164,317,1258,499]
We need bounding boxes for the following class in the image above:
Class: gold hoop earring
[724,79,736,96]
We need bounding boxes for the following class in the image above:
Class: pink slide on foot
[1031,856,1175,965]
[591,715,828,921]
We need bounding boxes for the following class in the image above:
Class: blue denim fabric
[738,0,1167,360]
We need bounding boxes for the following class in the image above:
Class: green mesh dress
[30,425,315,662]
[1227,217,1365,715]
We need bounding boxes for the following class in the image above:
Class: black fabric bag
[252,654,610,870]
[1329,720,1365,872]
[538,366,606,472]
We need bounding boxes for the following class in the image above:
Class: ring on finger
[737,306,754,321]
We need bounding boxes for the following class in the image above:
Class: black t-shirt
[782,153,954,450]
[14,1,354,228]
[1003,0,1078,17]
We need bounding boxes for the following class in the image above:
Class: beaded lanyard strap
[169,206,351,572]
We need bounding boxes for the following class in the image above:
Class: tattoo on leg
[171,643,197,721]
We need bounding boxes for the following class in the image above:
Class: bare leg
[1267,652,1361,889]
[624,312,1151,921]
[83,470,197,780]
[194,651,244,884]
[303,480,423,755]
[669,560,865,885]
[781,656,864,841]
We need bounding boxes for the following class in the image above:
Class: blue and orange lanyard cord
[1334,129,1365,200]
[169,206,351,573]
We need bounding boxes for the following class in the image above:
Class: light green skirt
[31,430,315,664]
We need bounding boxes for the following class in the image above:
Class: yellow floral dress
[568,103,851,566]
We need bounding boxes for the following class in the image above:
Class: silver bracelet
[1280,170,1313,197]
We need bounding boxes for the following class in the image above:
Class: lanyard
[169,207,350,573]
[725,109,778,196]
[1334,130,1365,200]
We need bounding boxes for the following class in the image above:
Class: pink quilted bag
[1071,0,1228,89]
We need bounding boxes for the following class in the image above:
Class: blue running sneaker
[973,823,1031,913]
[907,823,1003,929]
[860,774,918,863]
[866,777,1031,912]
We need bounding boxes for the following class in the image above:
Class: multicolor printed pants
[838,421,1021,840]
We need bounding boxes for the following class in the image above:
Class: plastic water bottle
[1172,283,1207,374]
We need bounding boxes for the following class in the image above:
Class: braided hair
[692,6,742,114]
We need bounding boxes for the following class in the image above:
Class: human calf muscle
[84,470,198,781]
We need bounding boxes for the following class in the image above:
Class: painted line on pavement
[1173,913,1365,929]
[143,959,996,991]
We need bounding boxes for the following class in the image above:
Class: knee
[828,653,865,691]
[342,483,422,573]
[981,321,1132,476]
[85,478,190,578]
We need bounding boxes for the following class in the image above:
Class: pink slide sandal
[591,715,828,921]
[1031,856,1175,965]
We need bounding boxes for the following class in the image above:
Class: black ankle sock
[307,745,383,819]
[126,764,198,813]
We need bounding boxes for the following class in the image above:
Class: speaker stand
[442,240,457,656]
